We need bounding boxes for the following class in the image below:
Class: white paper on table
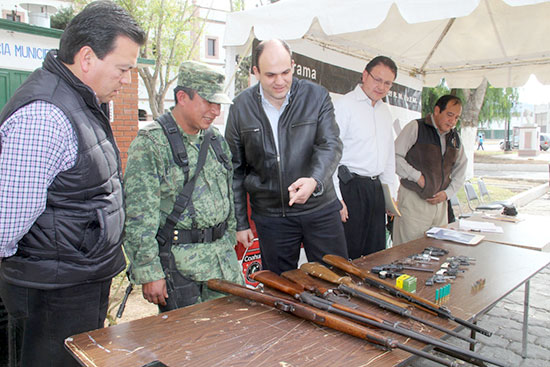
[458,219,503,233]
[426,227,484,245]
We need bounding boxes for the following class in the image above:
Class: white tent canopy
[224,0,550,88]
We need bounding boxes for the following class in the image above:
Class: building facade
[0,3,140,170]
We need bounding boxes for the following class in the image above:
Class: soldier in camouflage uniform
[124,61,244,311]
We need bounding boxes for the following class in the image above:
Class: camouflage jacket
[123,117,242,285]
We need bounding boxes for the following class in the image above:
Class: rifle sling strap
[156,113,213,248]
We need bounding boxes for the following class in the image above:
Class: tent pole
[224,38,254,98]
[419,18,456,73]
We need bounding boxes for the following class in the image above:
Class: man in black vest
[393,95,467,245]
[0,2,144,366]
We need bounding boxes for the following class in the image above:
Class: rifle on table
[292,262,410,310]
[281,268,358,308]
[323,254,493,337]
[207,278,459,367]
[251,271,507,367]
[299,262,476,344]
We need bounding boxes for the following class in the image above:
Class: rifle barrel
[338,284,477,344]
[253,271,502,367]
[324,254,493,337]
[297,263,475,343]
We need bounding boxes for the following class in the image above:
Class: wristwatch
[312,178,324,197]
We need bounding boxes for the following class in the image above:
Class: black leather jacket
[225,77,342,231]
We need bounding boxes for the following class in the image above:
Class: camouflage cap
[177,61,232,104]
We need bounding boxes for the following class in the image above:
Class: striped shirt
[0,101,78,258]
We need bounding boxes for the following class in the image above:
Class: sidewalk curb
[475,163,549,172]
[510,183,549,207]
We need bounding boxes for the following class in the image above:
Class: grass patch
[453,177,517,214]
[475,150,505,157]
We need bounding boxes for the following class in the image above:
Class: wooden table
[447,213,550,252]
[66,239,550,367]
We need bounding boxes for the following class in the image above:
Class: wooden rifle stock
[323,254,494,337]
[282,268,331,295]
[252,270,388,325]
[207,279,459,367]
[207,279,390,345]
[300,262,409,309]
[251,272,507,367]
[281,268,360,309]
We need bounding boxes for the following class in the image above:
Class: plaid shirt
[0,101,77,258]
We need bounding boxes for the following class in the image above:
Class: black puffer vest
[400,118,461,199]
[0,51,126,289]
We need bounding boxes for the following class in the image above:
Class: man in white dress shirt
[333,56,397,259]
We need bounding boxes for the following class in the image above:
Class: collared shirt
[0,101,78,258]
[332,84,396,200]
[395,114,467,199]
[259,84,290,153]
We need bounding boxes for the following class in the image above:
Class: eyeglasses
[367,71,393,89]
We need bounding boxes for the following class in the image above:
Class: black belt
[352,173,380,180]
[172,221,227,244]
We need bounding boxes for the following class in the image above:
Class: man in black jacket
[225,39,348,275]
[0,2,144,366]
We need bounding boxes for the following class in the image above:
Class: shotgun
[323,254,493,337]
[207,278,459,367]
[251,271,506,367]
[297,263,476,344]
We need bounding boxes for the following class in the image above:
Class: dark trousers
[340,176,386,259]
[0,278,111,367]
[252,199,348,275]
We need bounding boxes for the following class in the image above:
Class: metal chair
[449,193,471,219]
[477,178,494,203]
[477,178,510,206]
[464,181,503,211]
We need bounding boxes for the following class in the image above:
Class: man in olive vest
[393,95,467,245]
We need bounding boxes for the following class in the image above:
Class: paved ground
[475,140,550,179]
[409,192,550,367]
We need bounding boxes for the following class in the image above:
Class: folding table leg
[522,280,530,358]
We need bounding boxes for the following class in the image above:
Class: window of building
[3,10,23,22]
[206,37,218,59]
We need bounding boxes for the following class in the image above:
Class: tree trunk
[453,78,489,179]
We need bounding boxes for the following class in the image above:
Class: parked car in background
[540,133,550,151]
[500,134,550,151]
